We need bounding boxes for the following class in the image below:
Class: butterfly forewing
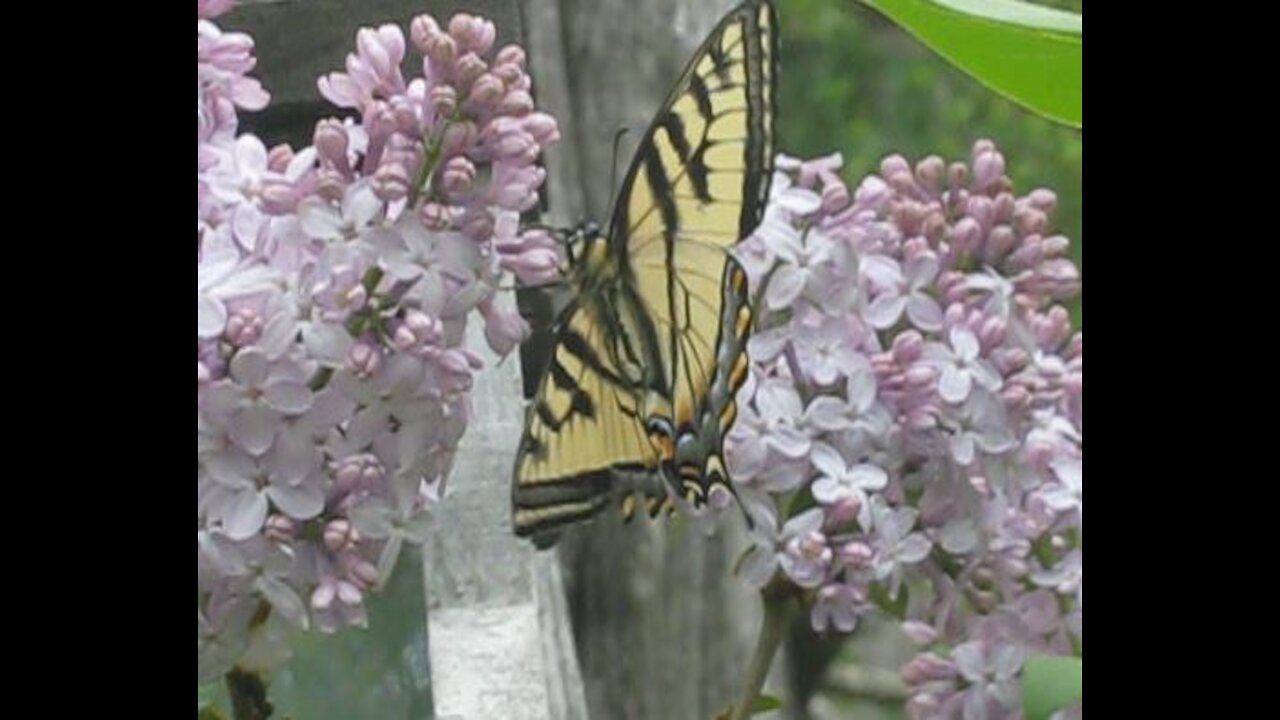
[513,0,777,542]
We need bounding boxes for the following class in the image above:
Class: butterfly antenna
[607,127,631,216]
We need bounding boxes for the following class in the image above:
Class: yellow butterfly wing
[513,0,777,544]
[616,0,775,506]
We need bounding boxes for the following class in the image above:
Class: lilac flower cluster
[727,144,1081,718]
[198,1,558,680]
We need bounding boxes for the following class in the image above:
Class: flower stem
[226,668,272,720]
[730,584,794,720]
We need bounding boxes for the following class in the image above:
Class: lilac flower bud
[363,100,396,145]
[502,247,560,285]
[333,458,364,495]
[409,14,441,53]
[499,89,535,116]
[389,96,419,136]
[311,580,337,610]
[453,52,488,93]
[881,154,911,182]
[950,217,982,256]
[479,298,530,354]
[349,557,380,587]
[315,168,347,201]
[492,60,524,86]
[372,161,411,201]
[419,201,453,230]
[423,31,457,66]
[1015,207,1047,236]
[441,120,478,157]
[824,496,863,527]
[936,271,965,303]
[901,653,958,686]
[394,309,444,353]
[355,26,405,81]
[267,144,294,173]
[969,138,995,157]
[904,364,937,389]
[336,579,363,606]
[460,347,485,370]
[820,179,850,215]
[225,307,264,347]
[517,227,557,253]
[324,518,357,551]
[460,209,494,241]
[979,315,1005,348]
[892,331,924,364]
[424,88,455,123]
[854,175,890,208]
[947,161,968,191]
[904,407,938,431]
[265,514,297,543]
[992,193,1015,224]
[972,147,1003,190]
[984,225,1017,262]
[346,339,382,379]
[838,540,874,568]
[888,168,917,196]
[901,620,938,645]
[259,179,300,215]
[440,156,476,196]
[1042,234,1070,258]
[1066,332,1082,360]
[468,73,504,107]
[991,347,1028,374]
[942,304,967,332]
[495,44,526,70]
[1029,258,1080,298]
[965,195,994,229]
[1027,188,1058,215]
[915,156,944,193]
[906,693,942,718]
[449,13,496,55]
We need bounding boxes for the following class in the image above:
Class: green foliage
[777,0,1082,325]
[1022,654,1083,719]
[862,0,1081,127]
[752,694,785,713]
[199,680,227,718]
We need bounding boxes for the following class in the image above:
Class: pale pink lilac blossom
[724,143,1081,719]
[198,1,558,681]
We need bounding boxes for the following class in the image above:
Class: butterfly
[512,0,778,547]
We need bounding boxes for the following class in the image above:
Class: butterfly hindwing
[613,0,775,503]
[512,0,777,543]
[511,292,659,543]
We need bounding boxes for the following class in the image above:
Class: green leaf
[198,680,229,719]
[859,0,1082,127]
[751,694,784,714]
[198,682,217,710]
[1022,654,1082,720]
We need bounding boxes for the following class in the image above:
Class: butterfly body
[513,0,777,545]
